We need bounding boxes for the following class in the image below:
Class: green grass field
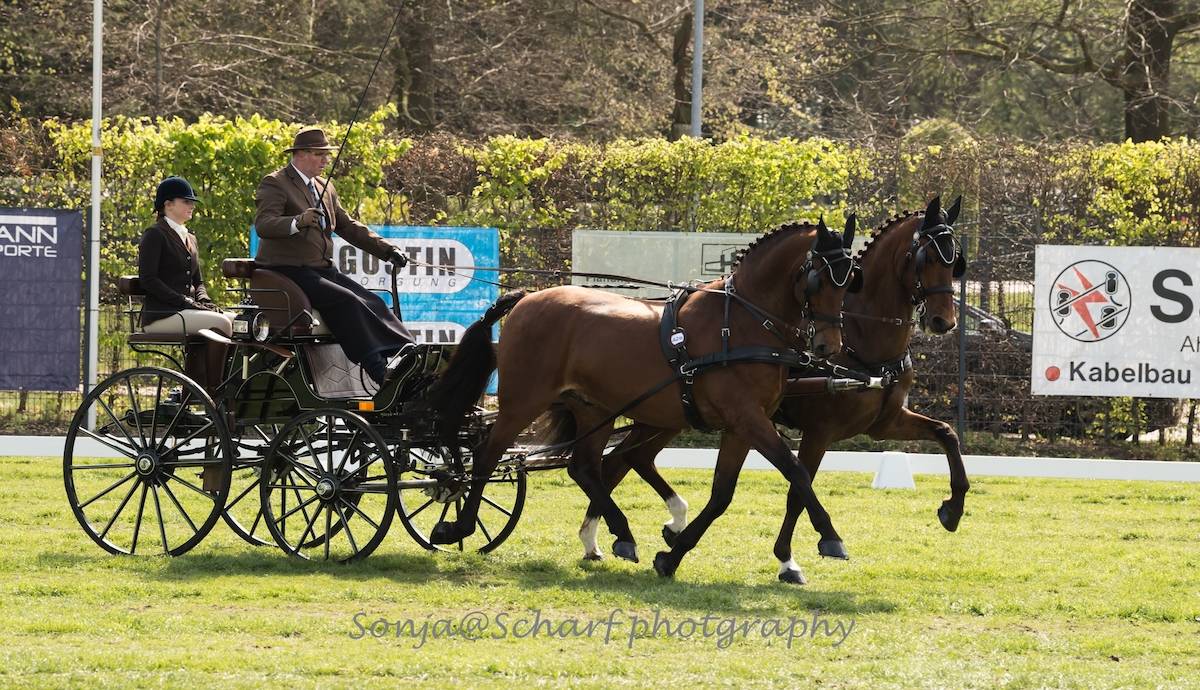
[3,454,1198,689]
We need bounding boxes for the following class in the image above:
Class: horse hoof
[778,568,807,585]
[613,540,639,563]
[938,502,962,532]
[429,521,458,545]
[653,551,676,578]
[661,525,679,548]
[818,539,849,560]
[582,552,603,562]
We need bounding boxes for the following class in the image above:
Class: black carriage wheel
[394,444,526,553]
[63,367,232,556]
[259,409,396,562]
[221,423,283,547]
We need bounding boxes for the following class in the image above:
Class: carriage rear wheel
[222,423,282,547]
[63,367,232,556]
[259,409,396,562]
[394,444,526,553]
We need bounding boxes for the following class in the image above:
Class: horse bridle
[797,245,859,344]
[907,221,965,315]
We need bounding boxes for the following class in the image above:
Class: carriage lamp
[232,310,271,342]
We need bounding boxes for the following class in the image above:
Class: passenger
[138,176,233,395]
[253,126,415,387]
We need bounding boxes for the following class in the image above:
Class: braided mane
[853,210,924,265]
[730,221,820,271]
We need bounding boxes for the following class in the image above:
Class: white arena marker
[872,451,915,489]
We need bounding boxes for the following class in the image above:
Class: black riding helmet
[154,176,200,214]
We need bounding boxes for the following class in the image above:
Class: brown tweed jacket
[253,164,393,268]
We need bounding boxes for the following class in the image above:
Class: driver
[253,126,415,387]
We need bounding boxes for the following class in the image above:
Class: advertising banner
[251,225,500,344]
[0,208,83,391]
[1032,245,1199,398]
[572,229,870,297]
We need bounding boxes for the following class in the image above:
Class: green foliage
[37,106,405,302]
[1050,139,1200,246]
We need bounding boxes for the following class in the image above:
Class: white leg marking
[579,516,602,558]
[778,558,802,576]
[664,494,688,532]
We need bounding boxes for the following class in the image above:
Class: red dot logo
[1045,366,1061,381]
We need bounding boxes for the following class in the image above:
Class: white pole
[690,0,703,138]
[87,0,102,430]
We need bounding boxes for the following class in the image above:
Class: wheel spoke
[287,472,315,533]
[271,490,321,525]
[336,431,362,475]
[150,376,164,449]
[154,390,194,452]
[96,395,140,452]
[151,485,169,553]
[406,496,436,520]
[480,493,513,517]
[78,471,137,510]
[162,421,216,457]
[476,514,493,543]
[325,419,334,474]
[72,461,136,470]
[297,424,323,472]
[225,473,260,510]
[160,479,198,533]
[293,496,324,549]
[339,496,380,530]
[334,501,359,556]
[163,472,217,502]
[124,376,148,447]
[77,427,139,460]
[249,504,265,538]
[98,478,141,540]
[130,483,149,555]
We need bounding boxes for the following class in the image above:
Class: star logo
[1049,260,1130,342]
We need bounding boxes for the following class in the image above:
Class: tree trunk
[669,12,693,141]
[394,0,437,132]
[1122,0,1177,142]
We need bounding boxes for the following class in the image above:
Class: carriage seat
[221,259,331,337]
[117,276,207,346]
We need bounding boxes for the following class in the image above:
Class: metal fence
[3,227,1197,458]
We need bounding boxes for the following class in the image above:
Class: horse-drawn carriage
[63,257,535,562]
[63,198,969,583]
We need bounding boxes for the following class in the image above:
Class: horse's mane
[853,210,924,266]
[730,220,820,272]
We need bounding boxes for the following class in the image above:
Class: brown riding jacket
[253,164,394,268]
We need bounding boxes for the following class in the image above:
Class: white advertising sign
[1032,245,1199,398]
[572,229,869,298]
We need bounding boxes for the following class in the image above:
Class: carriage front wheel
[63,367,233,556]
[259,409,396,562]
[394,444,526,553]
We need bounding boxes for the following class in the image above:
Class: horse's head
[796,215,861,357]
[909,195,966,334]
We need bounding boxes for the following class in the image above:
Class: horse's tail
[427,291,526,440]
[533,403,577,449]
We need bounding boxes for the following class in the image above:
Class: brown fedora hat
[284,126,340,153]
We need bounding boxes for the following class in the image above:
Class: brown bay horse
[427,218,861,578]
[584,196,969,584]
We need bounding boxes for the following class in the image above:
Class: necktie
[307,180,327,230]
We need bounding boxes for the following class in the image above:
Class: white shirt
[164,216,189,246]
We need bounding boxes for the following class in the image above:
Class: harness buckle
[720,327,730,339]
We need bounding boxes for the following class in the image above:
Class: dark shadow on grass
[115,544,894,616]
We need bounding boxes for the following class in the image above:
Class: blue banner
[250,226,500,344]
[0,208,83,391]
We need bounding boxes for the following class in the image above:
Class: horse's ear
[817,216,830,240]
[946,195,963,225]
[922,196,942,229]
[842,213,857,248]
